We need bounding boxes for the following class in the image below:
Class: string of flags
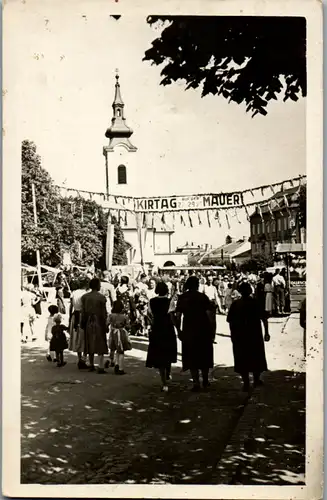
[27,175,306,230]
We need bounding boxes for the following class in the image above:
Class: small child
[105,300,132,375]
[50,314,69,367]
[45,305,59,362]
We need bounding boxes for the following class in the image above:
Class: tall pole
[31,183,43,289]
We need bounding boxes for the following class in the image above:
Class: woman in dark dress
[227,281,268,391]
[146,281,177,392]
[175,276,214,392]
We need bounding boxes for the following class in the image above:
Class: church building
[102,73,187,268]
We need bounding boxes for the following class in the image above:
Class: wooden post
[31,182,43,289]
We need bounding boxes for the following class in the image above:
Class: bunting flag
[234,207,241,224]
[207,211,211,228]
[70,202,75,215]
[267,201,275,220]
[225,212,231,229]
[28,175,306,231]
[244,205,250,222]
[283,194,292,217]
[215,210,221,227]
[188,211,193,227]
[257,204,264,222]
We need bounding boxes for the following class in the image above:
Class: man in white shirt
[204,275,219,343]
[272,269,286,315]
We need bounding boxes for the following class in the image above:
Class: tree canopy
[144,16,306,116]
[21,140,128,269]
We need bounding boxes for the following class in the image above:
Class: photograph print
[2,0,323,498]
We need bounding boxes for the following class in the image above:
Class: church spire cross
[113,70,124,107]
[104,72,137,152]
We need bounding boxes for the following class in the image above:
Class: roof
[207,241,247,257]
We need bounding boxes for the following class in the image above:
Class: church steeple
[105,71,137,152]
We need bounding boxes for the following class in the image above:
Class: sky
[6,7,306,248]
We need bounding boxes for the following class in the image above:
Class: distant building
[200,238,250,265]
[249,186,306,257]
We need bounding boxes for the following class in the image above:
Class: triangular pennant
[244,205,251,222]
[261,187,265,196]
[206,211,211,228]
[124,211,128,226]
[188,211,193,227]
[197,212,202,225]
[234,208,241,224]
[180,214,186,226]
[257,204,264,221]
[215,210,221,227]
[225,212,231,229]
[161,213,165,224]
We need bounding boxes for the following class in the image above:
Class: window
[118,165,127,184]
[117,109,121,117]
[277,218,282,231]
[284,217,289,230]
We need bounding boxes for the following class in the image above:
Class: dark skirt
[84,314,108,355]
[231,328,267,374]
[146,327,177,369]
[181,334,214,371]
[50,333,68,352]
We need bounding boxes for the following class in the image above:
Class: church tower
[103,71,137,199]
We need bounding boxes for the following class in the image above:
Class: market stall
[275,243,306,312]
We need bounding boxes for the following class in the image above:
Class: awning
[275,243,306,253]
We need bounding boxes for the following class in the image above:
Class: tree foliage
[144,16,306,116]
[112,216,128,266]
[21,140,128,269]
[240,252,274,272]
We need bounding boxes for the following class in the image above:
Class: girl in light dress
[21,284,36,343]
[106,300,132,375]
[45,305,59,362]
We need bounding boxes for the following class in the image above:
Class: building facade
[103,73,187,268]
[249,187,306,257]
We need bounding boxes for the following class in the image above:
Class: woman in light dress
[21,284,36,343]
[69,277,90,369]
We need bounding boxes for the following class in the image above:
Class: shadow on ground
[21,345,305,485]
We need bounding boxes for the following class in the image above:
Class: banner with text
[133,193,243,213]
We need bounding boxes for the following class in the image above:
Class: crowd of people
[20,265,292,392]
